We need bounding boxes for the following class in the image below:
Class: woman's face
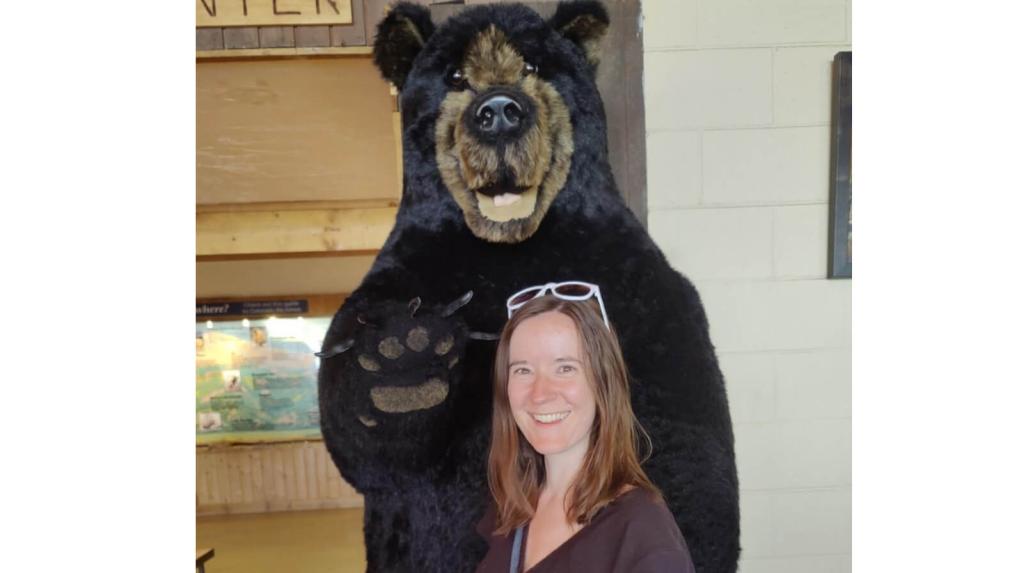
[507,310,597,457]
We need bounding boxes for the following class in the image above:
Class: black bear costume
[317,2,739,572]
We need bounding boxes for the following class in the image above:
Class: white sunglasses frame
[505,281,610,328]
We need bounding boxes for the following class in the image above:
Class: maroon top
[474,488,696,573]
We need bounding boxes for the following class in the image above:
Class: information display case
[196,310,329,444]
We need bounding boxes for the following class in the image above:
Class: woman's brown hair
[487,294,661,535]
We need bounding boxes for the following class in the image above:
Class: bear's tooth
[475,188,538,222]
[493,193,521,207]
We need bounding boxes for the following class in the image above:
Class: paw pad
[406,326,430,352]
[370,377,449,413]
[358,355,381,372]
[378,337,405,359]
[435,334,454,356]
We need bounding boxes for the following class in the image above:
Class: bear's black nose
[474,93,526,136]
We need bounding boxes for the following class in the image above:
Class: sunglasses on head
[506,281,610,328]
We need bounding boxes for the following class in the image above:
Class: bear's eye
[523,62,538,77]
[448,68,469,90]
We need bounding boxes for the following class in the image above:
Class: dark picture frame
[828,51,852,278]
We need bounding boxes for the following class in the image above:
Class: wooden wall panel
[599,0,647,227]
[197,28,225,50]
[197,441,363,516]
[259,26,296,48]
[296,25,332,47]
[196,57,398,205]
[223,27,260,49]
[331,0,367,47]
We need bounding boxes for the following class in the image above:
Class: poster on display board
[195,311,330,444]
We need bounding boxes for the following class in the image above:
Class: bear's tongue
[476,188,538,222]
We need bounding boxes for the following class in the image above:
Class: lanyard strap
[509,526,523,573]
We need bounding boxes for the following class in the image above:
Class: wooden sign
[197,0,353,27]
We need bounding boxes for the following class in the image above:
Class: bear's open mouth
[472,183,538,222]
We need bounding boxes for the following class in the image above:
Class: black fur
[549,0,610,30]
[320,2,739,572]
[549,0,610,67]
[373,2,436,90]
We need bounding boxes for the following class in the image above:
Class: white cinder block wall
[641,1,852,571]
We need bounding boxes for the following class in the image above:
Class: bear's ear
[373,2,435,90]
[549,0,610,69]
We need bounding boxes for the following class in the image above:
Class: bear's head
[374,1,610,244]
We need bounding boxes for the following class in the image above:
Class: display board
[196,315,329,444]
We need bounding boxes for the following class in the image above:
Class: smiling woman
[478,291,695,573]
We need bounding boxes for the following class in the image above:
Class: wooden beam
[198,199,397,213]
[196,46,372,60]
[392,85,403,192]
[197,201,397,258]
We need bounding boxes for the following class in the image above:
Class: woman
[476,282,695,572]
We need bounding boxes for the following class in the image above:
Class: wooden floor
[197,507,367,572]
